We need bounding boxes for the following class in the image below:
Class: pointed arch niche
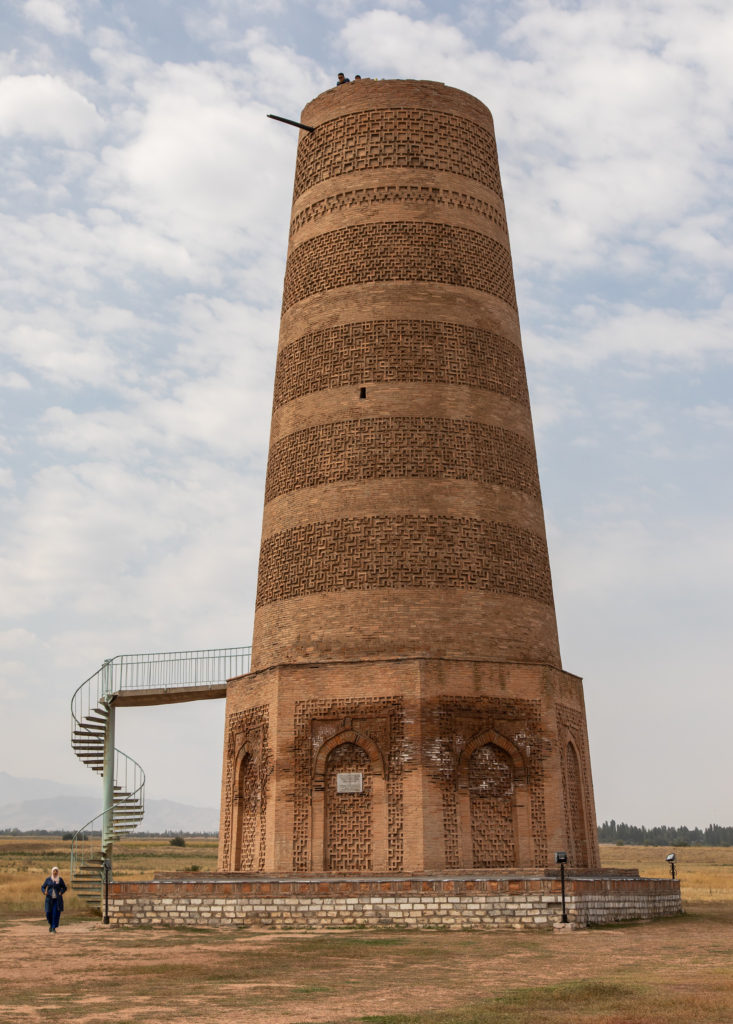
[564,738,589,866]
[312,730,388,872]
[457,729,532,868]
[230,742,262,871]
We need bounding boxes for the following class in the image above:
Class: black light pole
[556,851,568,923]
[666,852,676,880]
[103,858,111,924]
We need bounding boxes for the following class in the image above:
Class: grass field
[0,837,731,1024]
[0,834,220,920]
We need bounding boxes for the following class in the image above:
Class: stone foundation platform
[109,870,681,930]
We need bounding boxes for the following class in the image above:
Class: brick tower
[219,79,600,874]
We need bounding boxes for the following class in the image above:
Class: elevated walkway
[69,647,250,909]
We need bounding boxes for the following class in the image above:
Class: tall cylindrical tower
[253,79,560,672]
[219,80,599,877]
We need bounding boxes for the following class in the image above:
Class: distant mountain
[0,774,219,832]
[0,771,97,803]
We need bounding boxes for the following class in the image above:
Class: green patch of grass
[345,975,730,1024]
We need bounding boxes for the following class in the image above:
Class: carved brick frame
[312,729,388,871]
[456,728,531,868]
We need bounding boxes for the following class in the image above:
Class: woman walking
[41,866,67,932]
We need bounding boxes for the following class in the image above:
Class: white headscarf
[50,866,59,880]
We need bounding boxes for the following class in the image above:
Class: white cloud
[0,0,731,822]
[338,4,733,276]
[23,0,82,37]
[0,317,121,388]
[0,74,103,144]
[88,63,300,286]
[523,301,733,368]
[0,371,31,389]
[692,401,733,430]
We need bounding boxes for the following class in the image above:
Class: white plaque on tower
[336,772,363,793]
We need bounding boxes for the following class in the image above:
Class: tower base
[218,658,599,874]
[108,871,682,930]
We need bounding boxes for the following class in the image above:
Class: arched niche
[564,738,589,867]
[456,728,531,868]
[312,730,388,872]
[230,741,262,871]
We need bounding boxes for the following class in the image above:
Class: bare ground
[1,903,731,1024]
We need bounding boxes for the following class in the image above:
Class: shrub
[169,835,186,847]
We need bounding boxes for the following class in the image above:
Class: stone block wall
[109,874,681,931]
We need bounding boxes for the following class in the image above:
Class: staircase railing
[70,747,146,885]
[70,646,251,907]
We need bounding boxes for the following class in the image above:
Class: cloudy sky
[1,0,731,832]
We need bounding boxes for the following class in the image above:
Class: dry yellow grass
[1,836,731,1023]
[0,835,219,920]
[3,836,731,919]
[599,842,733,902]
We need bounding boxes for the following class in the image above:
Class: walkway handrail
[71,646,252,723]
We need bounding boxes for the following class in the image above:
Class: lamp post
[666,852,676,880]
[555,851,568,923]
[103,858,111,924]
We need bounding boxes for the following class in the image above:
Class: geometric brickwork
[292,107,504,199]
[219,78,600,874]
[272,321,530,410]
[264,419,541,502]
[255,516,554,607]
[282,223,517,311]
[469,743,516,868]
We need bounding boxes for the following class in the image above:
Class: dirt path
[1,908,731,1024]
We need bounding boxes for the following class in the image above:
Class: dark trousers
[46,900,62,930]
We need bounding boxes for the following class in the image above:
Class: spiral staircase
[70,647,251,909]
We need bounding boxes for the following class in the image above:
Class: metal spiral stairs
[70,647,251,909]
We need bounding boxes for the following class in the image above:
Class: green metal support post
[101,698,116,876]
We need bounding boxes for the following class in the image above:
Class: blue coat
[42,876,67,913]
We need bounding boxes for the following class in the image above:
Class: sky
[1,0,731,831]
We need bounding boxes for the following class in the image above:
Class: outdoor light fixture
[103,858,112,924]
[666,852,676,880]
[555,851,568,922]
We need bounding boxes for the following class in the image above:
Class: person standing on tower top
[337,72,350,85]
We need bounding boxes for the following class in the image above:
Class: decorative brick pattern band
[293,108,503,199]
[291,185,507,237]
[265,418,540,502]
[109,875,682,930]
[255,516,554,608]
[282,223,516,312]
[274,320,529,410]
